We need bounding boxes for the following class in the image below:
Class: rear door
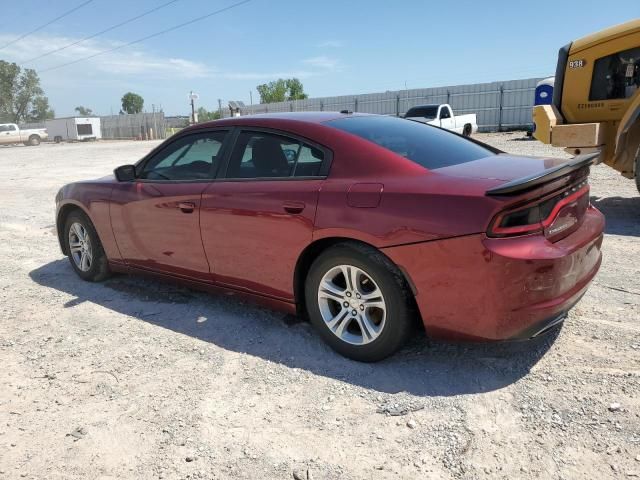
[110,130,230,281]
[200,129,329,300]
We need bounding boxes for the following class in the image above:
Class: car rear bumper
[383,206,604,341]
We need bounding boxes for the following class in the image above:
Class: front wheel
[64,211,111,282]
[28,135,41,146]
[635,151,640,194]
[305,243,414,362]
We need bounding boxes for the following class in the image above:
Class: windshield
[405,106,438,119]
[327,115,496,170]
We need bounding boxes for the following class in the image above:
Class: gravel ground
[0,132,639,480]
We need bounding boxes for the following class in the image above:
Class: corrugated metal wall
[229,77,543,131]
[100,112,166,140]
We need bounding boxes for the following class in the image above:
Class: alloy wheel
[317,264,386,345]
[68,222,92,272]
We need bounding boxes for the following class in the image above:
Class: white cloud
[317,40,342,48]
[0,34,213,79]
[0,34,339,81]
[303,55,340,70]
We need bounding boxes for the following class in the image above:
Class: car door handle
[282,201,305,214]
[178,201,196,213]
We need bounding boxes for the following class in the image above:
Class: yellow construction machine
[533,19,640,193]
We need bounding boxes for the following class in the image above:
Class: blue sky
[0,1,637,116]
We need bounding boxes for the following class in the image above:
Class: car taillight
[488,181,589,239]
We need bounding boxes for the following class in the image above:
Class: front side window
[589,47,640,101]
[440,107,451,119]
[0,124,16,132]
[140,131,228,180]
[328,115,495,170]
[226,131,324,179]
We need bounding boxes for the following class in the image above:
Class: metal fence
[229,77,545,131]
[100,112,166,140]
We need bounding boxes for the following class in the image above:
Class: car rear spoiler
[485,152,599,196]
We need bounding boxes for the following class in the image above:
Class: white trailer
[45,117,102,143]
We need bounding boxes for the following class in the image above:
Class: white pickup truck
[404,104,478,137]
[0,123,48,146]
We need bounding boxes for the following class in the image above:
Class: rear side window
[225,131,325,179]
[405,106,438,119]
[328,116,495,169]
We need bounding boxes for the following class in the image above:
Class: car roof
[192,111,375,129]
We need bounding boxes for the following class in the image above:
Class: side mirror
[114,164,136,182]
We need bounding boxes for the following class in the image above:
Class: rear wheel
[304,243,413,362]
[28,135,40,146]
[64,210,111,282]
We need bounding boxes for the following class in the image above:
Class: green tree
[257,79,288,103]
[121,92,144,114]
[256,78,308,103]
[0,60,54,123]
[75,106,93,116]
[196,107,221,122]
[285,78,308,100]
[28,96,55,122]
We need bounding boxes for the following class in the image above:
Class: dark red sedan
[55,112,604,361]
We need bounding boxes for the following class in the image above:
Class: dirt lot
[1,133,639,480]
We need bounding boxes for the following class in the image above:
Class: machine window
[589,47,640,101]
[440,106,451,119]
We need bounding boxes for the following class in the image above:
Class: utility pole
[249,91,253,105]
[189,91,199,124]
[218,99,223,118]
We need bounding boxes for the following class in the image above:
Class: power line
[39,0,253,74]
[0,0,95,51]
[22,0,181,65]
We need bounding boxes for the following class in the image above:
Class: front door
[0,124,20,144]
[200,129,328,300]
[110,130,230,281]
[439,106,455,130]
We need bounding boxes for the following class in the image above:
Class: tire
[64,210,111,282]
[54,136,62,144]
[28,135,40,146]
[635,150,640,195]
[304,242,414,362]
[462,124,472,137]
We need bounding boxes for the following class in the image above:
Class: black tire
[64,210,111,282]
[54,136,62,144]
[462,124,472,137]
[304,242,414,362]
[28,135,40,146]
[635,151,640,195]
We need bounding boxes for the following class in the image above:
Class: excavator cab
[533,19,640,193]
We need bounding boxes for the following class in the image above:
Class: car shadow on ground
[591,195,640,237]
[30,259,560,397]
